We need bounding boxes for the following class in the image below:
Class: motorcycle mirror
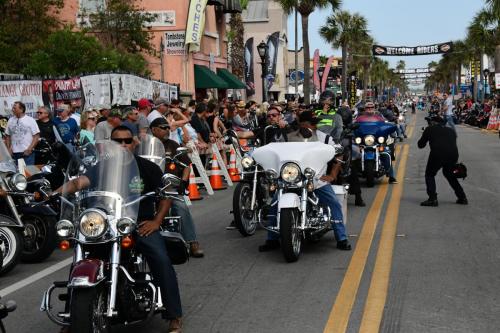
[175,147,188,156]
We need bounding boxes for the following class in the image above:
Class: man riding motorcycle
[314,99,343,142]
[258,110,351,252]
[55,126,183,333]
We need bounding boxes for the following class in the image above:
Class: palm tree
[350,34,373,97]
[319,10,369,100]
[276,0,341,103]
[228,0,249,79]
[484,0,500,73]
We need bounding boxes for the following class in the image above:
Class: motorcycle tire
[233,182,257,237]
[20,215,57,263]
[70,286,110,333]
[365,160,376,188]
[0,224,23,276]
[280,208,301,263]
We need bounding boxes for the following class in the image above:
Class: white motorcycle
[250,142,347,262]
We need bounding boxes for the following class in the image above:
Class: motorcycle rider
[418,114,467,206]
[149,117,204,258]
[55,126,183,332]
[314,99,344,142]
[258,110,352,252]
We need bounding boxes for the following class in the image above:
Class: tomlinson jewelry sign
[372,42,453,56]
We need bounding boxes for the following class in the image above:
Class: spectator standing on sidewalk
[79,109,98,145]
[96,105,111,124]
[94,108,122,142]
[36,106,55,145]
[53,104,79,145]
[122,106,140,139]
[4,101,40,165]
[148,97,169,124]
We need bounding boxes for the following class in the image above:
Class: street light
[318,67,325,94]
[483,68,490,100]
[257,41,268,103]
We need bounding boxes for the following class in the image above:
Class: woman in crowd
[79,109,98,145]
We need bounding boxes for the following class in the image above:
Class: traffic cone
[209,153,227,190]
[227,147,241,182]
[188,164,203,201]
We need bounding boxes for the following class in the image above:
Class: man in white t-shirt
[4,101,40,165]
[442,93,455,131]
[147,97,169,124]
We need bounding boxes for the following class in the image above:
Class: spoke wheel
[233,182,257,236]
[280,208,302,263]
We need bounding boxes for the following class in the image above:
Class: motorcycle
[353,113,397,187]
[41,140,188,332]
[0,296,16,333]
[250,141,344,262]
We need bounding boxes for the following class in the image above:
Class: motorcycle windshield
[0,139,16,173]
[61,141,140,221]
[135,135,166,170]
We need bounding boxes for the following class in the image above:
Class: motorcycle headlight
[377,136,385,144]
[265,169,278,180]
[117,217,135,235]
[354,137,362,144]
[364,135,375,146]
[56,220,75,238]
[281,163,301,183]
[241,156,255,169]
[10,173,27,191]
[304,167,315,179]
[386,136,395,145]
[79,209,107,239]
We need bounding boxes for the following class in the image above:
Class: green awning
[194,65,229,89]
[216,68,246,89]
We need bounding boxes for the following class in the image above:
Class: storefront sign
[185,0,208,52]
[372,42,453,56]
[0,80,43,117]
[165,31,186,55]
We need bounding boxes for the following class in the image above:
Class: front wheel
[365,159,376,187]
[0,225,23,275]
[21,215,57,263]
[280,208,302,263]
[70,286,110,333]
[233,182,257,236]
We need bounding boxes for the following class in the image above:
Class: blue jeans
[380,154,395,178]
[12,152,35,165]
[444,114,456,131]
[266,185,347,242]
[135,230,182,320]
[170,200,197,243]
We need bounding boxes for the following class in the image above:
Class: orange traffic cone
[188,164,203,201]
[209,153,227,190]
[227,147,241,182]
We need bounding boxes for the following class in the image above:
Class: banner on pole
[0,80,43,117]
[372,42,453,56]
[80,74,111,109]
[244,37,255,96]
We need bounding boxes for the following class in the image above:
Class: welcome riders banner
[185,0,208,53]
[244,37,255,96]
[372,42,453,56]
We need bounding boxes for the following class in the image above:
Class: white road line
[0,257,72,297]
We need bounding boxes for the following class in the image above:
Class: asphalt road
[1,112,499,333]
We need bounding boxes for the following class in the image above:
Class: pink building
[58,0,243,99]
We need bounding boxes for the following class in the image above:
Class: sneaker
[456,197,468,205]
[388,177,398,184]
[225,221,236,230]
[258,239,280,252]
[420,198,438,207]
[336,239,352,251]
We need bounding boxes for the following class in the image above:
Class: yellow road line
[323,146,402,333]
[358,144,410,333]
[406,115,417,139]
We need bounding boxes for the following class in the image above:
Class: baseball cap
[154,97,169,107]
[150,117,169,129]
[236,100,246,108]
[298,110,320,125]
[138,98,153,109]
[108,108,122,118]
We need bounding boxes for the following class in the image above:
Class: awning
[194,65,229,89]
[216,68,246,89]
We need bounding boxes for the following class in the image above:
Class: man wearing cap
[314,99,343,142]
[94,108,122,142]
[53,104,79,145]
[149,117,205,257]
[148,97,169,124]
[259,110,352,252]
[96,105,111,124]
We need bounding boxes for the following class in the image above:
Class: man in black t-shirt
[35,106,56,164]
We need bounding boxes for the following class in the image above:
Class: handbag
[452,162,467,179]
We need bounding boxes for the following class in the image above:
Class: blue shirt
[53,117,79,143]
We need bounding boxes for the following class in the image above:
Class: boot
[258,239,280,252]
[456,197,468,205]
[168,318,182,333]
[420,197,438,207]
[189,242,204,258]
[355,194,366,207]
[336,239,352,251]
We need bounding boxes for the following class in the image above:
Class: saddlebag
[159,231,189,265]
[332,185,348,225]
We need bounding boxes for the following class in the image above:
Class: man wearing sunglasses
[94,108,122,142]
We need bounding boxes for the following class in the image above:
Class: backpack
[452,162,467,179]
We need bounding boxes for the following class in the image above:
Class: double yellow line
[323,116,415,333]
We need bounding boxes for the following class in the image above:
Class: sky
[287,0,485,70]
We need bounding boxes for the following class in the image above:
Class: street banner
[110,74,132,106]
[43,78,83,111]
[393,68,435,74]
[0,80,43,117]
[349,76,357,108]
[244,37,255,96]
[495,73,500,90]
[80,74,111,109]
[401,73,431,79]
[169,84,178,101]
[152,81,170,102]
[129,76,153,101]
[321,56,335,92]
[266,32,280,89]
[165,31,186,56]
[185,0,208,53]
[372,42,453,56]
[313,49,320,90]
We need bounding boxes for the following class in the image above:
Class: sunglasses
[157,125,170,130]
[88,117,96,120]
[111,137,134,144]
[267,113,279,118]
[36,111,45,114]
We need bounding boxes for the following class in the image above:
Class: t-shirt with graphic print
[5,115,40,153]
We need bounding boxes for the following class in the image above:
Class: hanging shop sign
[185,0,208,52]
[165,31,186,56]
[0,80,43,117]
[372,42,453,56]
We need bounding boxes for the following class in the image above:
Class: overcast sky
[287,0,485,70]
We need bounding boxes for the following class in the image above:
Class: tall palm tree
[350,34,373,97]
[319,10,369,100]
[228,0,249,79]
[484,0,500,72]
[276,0,341,103]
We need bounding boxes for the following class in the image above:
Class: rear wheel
[233,182,257,236]
[0,223,23,275]
[365,160,376,187]
[280,208,301,263]
[70,286,110,333]
[21,215,57,262]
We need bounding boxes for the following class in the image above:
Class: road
[1,112,500,333]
